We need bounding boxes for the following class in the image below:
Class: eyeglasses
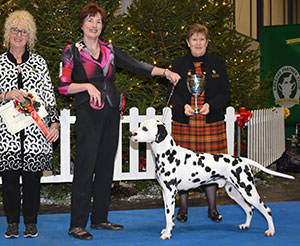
[10,27,29,37]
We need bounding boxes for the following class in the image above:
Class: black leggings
[1,170,41,224]
[178,183,218,214]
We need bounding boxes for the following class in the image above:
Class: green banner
[261,24,300,138]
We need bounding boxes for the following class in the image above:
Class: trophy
[186,73,205,114]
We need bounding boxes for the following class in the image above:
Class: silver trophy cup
[186,74,205,114]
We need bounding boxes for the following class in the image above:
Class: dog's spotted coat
[129,119,294,240]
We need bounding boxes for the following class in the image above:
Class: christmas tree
[106,0,271,113]
[0,0,273,190]
[0,0,270,113]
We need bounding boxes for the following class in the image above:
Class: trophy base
[193,105,202,114]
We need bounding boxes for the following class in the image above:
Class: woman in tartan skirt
[168,24,231,222]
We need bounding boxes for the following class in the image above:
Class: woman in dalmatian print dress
[0,10,59,239]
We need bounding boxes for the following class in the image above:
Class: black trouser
[70,101,120,228]
[1,170,41,225]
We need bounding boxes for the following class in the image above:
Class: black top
[169,52,231,124]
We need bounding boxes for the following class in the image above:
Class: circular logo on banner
[273,65,300,108]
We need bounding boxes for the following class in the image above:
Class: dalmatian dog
[129,119,295,240]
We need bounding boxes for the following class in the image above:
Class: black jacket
[169,52,231,124]
[59,40,154,108]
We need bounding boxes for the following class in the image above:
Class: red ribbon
[235,107,252,128]
[16,100,49,137]
[27,104,49,137]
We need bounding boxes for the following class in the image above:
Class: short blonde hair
[3,10,37,51]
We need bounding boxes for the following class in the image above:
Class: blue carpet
[0,201,300,246]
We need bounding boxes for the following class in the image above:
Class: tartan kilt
[172,95,227,154]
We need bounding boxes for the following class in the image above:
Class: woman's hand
[5,89,26,103]
[184,104,195,116]
[46,123,60,142]
[199,103,210,115]
[165,69,181,86]
[87,84,102,107]
[151,67,181,85]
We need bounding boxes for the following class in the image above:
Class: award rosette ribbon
[14,92,49,137]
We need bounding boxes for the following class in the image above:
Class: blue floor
[1,201,300,246]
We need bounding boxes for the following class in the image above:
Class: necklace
[86,45,99,59]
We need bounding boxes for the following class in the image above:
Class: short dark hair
[78,2,107,28]
[186,23,209,40]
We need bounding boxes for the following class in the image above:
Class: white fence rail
[41,106,237,183]
[247,107,285,170]
[0,106,285,184]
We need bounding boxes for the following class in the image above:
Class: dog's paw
[160,229,172,240]
[264,229,275,237]
[160,233,172,240]
[238,224,249,230]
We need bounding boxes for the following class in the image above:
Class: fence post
[41,109,75,183]
[225,106,237,155]
[60,109,75,178]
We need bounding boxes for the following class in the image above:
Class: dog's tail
[242,157,295,180]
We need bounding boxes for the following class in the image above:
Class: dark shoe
[91,221,124,231]
[208,211,222,222]
[176,210,188,222]
[24,224,38,238]
[5,223,19,238]
[68,227,93,240]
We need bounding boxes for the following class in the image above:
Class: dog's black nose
[128,131,137,138]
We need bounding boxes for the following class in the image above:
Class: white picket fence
[39,106,236,183]
[0,106,285,184]
[247,107,285,172]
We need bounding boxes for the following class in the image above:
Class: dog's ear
[155,124,168,143]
